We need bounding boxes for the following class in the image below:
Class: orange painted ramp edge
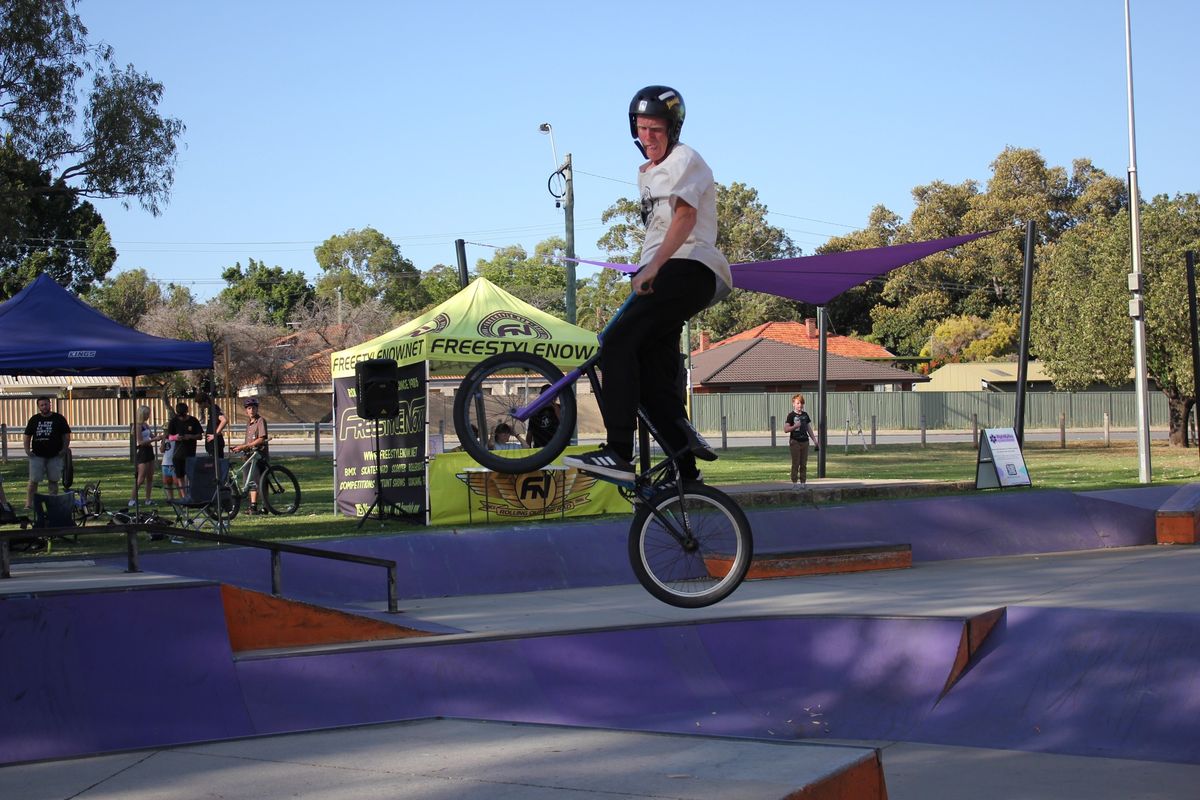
[940,607,1006,699]
[220,584,434,653]
[782,749,889,800]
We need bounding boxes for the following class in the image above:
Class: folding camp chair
[168,456,233,533]
[11,492,82,552]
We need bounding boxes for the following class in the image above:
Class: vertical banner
[334,362,427,519]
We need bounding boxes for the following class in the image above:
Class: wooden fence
[0,396,239,441]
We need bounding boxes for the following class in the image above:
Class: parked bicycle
[221,443,301,518]
[453,293,753,608]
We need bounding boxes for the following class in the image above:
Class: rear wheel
[452,352,577,474]
[261,465,301,515]
[628,484,753,608]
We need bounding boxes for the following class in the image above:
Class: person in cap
[230,398,269,513]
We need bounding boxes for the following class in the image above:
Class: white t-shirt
[638,142,732,306]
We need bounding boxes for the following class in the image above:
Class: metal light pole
[540,123,576,324]
[1124,0,1152,483]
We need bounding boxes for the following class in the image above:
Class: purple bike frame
[511,291,640,422]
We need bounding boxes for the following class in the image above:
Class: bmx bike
[452,294,753,608]
[221,444,302,518]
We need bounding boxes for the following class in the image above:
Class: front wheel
[628,484,753,608]
[260,465,301,515]
[451,352,577,474]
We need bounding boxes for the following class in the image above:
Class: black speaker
[355,359,400,420]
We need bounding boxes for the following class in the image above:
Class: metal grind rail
[0,524,399,613]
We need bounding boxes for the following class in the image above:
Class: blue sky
[82,1,1197,300]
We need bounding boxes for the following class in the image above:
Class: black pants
[599,259,715,476]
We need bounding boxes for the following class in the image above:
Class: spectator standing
[230,398,268,513]
[195,392,228,460]
[166,402,203,496]
[160,435,178,501]
[784,393,819,488]
[23,396,71,509]
[130,404,163,506]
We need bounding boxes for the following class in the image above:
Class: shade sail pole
[817,306,827,479]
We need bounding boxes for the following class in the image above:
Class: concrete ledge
[1156,483,1200,544]
[726,542,912,580]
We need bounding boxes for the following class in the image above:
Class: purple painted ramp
[235,616,965,742]
[124,521,634,604]
[103,490,1158,606]
[751,490,1155,561]
[0,584,254,765]
[916,606,1200,764]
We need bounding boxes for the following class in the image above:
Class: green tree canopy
[0,142,115,297]
[921,310,1018,364]
[1033,193,1200,445]
[85,267,161,327]
[474,238,569,316]
[860,148,1127,356]
[0,0,185,214]
[313,227,427,313]
[219,258,315,326]
[417,263,465,310]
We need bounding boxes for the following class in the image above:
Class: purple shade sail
[571,231,994,306]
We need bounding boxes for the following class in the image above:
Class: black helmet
[629,85,685,157]
[243,397,259,408]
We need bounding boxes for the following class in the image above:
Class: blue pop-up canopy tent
[0,273,213,511]
[0,273,212,375]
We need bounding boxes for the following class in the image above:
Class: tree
[0,0,185,214]
[474,238,568,316]
[1033,194,1200,446]
[920,310,1018,371]
[219,259,314,326]
[85,267,161,327]
[576,267,630,333]
[313,227,427,313]
[417,263,464,309]
[0,142,115,297]
[866,148,1126,356]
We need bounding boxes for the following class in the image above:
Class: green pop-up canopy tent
[331,277,599,380]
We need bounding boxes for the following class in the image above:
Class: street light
[538,122,559,169]
[538,122,575,324]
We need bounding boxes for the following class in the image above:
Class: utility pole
[539,123,575,324]
[563,153,576,324]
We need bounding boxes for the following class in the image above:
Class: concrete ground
[4,541,1200,799]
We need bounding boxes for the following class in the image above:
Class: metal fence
[5,391,1171,447]
[691,391,1171,434]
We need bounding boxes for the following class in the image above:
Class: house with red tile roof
[690,339,926,394]
[695,319,894,361]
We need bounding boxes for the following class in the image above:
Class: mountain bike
[222,445,302,518]
[452,293,753,608]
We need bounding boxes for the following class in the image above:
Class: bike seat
[677,419,718,462]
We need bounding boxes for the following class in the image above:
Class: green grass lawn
[4,439,1197,557]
